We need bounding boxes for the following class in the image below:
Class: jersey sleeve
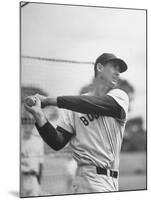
[107,89,129,117]
[56,109,75,135]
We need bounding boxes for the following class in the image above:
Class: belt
[96,167,118,178]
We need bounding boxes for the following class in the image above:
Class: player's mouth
[112,77,119,84]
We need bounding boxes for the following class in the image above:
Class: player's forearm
[35,121,72,151]
[42,97,57,107]
[32,110,47,127]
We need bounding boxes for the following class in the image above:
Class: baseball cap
[95,53,128,73]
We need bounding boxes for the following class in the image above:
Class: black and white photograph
[20,2,147,198]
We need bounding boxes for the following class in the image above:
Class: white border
[0,0,150,199]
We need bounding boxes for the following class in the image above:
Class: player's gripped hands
[24,96,47,127]
[24,93,48,108]
[34,94,48,108]
[24,96,42,115]
[24,96,37,107]
[35,94,57,107]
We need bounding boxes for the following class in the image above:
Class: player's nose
[114,66,120,75]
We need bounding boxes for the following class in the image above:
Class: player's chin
[111,80,118,88]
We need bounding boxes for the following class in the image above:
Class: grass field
[40,152,147,196]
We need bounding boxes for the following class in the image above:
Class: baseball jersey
[57,88,129,170]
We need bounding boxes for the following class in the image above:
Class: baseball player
[24,53,129,193]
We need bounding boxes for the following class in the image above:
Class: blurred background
[20,2,147,197]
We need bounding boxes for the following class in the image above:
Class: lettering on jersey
[80,116,89,126]
[87,114,94,121]
[80,113,100,126]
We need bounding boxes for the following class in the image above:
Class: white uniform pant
[72,164,118,193]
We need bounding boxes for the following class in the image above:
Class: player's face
[101,61,120,88]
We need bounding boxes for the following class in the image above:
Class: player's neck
[92,78,111,96]
[94,85,109,96]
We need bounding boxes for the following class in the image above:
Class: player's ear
[96,63,104,73]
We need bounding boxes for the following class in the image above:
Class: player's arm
[24,98,72,151]
[35,120,72,150]
[57,95,125,119]
[25,93,126,119]
[40,95,125,119]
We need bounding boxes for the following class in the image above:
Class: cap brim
[108,58,128,73]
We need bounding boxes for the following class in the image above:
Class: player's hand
[24,96,42,115]
[34,94,48,108]
[24,97,47,127]
[24,96,37,107]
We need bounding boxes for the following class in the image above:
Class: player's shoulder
[107,88,129,115]
[107,88,129,101]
